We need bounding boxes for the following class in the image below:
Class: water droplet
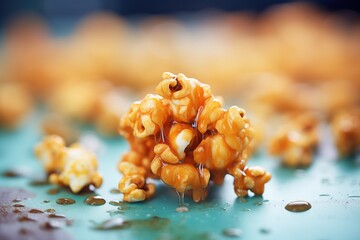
[18,216,36,222]
[29,209,44,213]
[84,195,106,206]
[13,209,22,213]
[56,198,76,205]
[109,201,121,206]
[48,213,66,218]
[222,228,243,237]
[110,188,121,194]
[285,201,311,212]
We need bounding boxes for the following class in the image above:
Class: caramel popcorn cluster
[118,72,271,202]
[34,135,103,193]
[331,108,360,156]
[268,113,319,168]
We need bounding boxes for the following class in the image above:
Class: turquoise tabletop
[1,111,360,240]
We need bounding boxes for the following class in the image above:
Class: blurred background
[0,0,359,146]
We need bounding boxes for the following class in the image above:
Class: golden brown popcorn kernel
[156,72,212,123]
[35,135,103,193]
[331,108,360,156]
[233,166,272,197]
[158,163,210,202]
[197,97,225,133]
[268,113,319,168]
[34,135,66,173]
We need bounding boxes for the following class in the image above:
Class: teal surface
[1,111,360,240]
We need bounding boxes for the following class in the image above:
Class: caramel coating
[331,108,360,156]
[268,113,319,168]
[34,135,103,193]
[118,72,271,202]
[228,160,272,197]
[156,72,212,123]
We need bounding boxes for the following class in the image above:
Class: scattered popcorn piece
[118,72,271,203]
[34,135,103,193]
[268,113,319,168]
[0,81,32,129]
[331,108,360,156]
[228,160,272,197]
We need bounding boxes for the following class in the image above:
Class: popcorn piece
[268,113,319,168]
[156,72,212,123]
[118,72,271,203]
[331,108,360,156]
[34,135,66,173]
[229,160,272,197]
[34,135,103,193]
[0,82,32,129]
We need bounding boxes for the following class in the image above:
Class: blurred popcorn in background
[0,1,359,157]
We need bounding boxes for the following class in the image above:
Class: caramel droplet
[47,188,60,195]
[13,209,22,213]
[110,188,121,194]
[18,216,36,222]
[29,209,44,214]
[45,209,56,213]
[109,201,121,206]
[285,201,311,212]
[13,204,25,208]
[56,198,75,205]
[84,196,106,206]
[48,213,66,218]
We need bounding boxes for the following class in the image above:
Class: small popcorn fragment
[34,135,103,193]
[331,108,360,156]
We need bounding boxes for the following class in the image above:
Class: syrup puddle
[285,201,311,212]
